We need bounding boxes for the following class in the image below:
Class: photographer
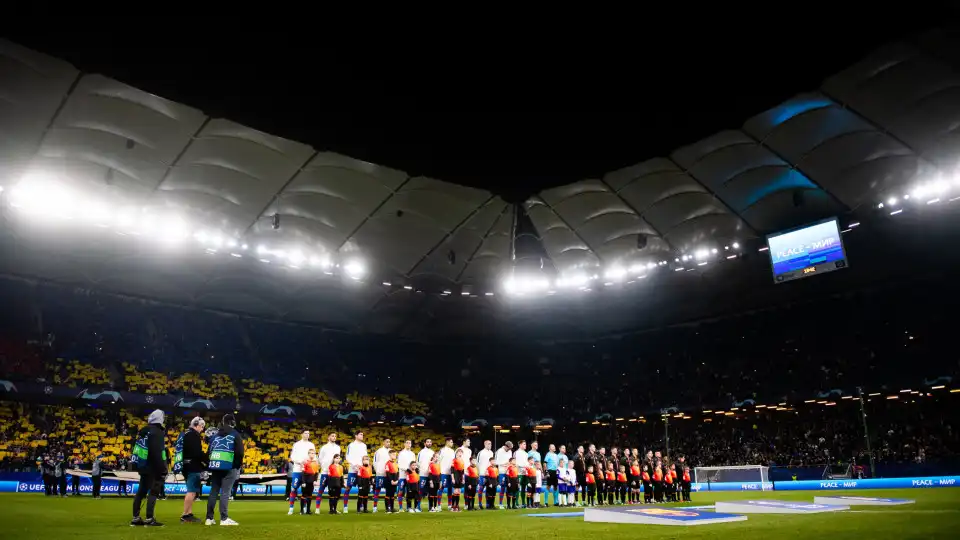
[178,417,208,523]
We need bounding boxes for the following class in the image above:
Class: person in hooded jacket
[205,414,243,526]
[131,409,168,527]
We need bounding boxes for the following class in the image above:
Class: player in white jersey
[396,440,416,511]
[494,440,514,508]
[476,440,494,511]
[415,438,435,512]
[513,440,529,508]
[371,438,392,512]
[457,438,472,464]
[342,431,367,513]
[457,436,473,509]
[287,431,315,514]
[314,432,340,510]
[438,437,456,509]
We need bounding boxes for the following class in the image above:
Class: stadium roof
[2,19,960,338]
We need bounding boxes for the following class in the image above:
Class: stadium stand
[0,402,446,474]
[0,271,957,479]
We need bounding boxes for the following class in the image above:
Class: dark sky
[4,10,955,201]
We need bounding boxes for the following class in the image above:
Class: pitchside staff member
[40,455,53,496]
[70,457,82,495]
[91,453,104,499]
[205,413,243,526]
[130,409,168,527]
[179,417,207,523]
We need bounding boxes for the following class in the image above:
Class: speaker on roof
[448,250,456,265]
[636,234,647,249]
[272,213,281,230]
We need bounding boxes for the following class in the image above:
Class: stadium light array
[2,172,366,284]
[603,265,627,281]
[556,272,591,289]
[503,274,550,295]
[878,172,960,214]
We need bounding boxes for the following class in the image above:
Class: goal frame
[693,465,770,489]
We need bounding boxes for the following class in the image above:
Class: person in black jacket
[54,454,68,497]
[180,417,208,523]
[205,414,244,526]
[70,457,82,495]
[595,448,608,505]
[583,445,596,505]
[573,446,586,506]
[91,453,103,499]
[131,409,168,527]
[40,455,54,496]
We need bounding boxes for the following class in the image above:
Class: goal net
[693,465,770,487]
[823,463,853,479]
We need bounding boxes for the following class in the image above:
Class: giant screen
[767,218,848,284]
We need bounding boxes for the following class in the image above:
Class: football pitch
[0,489,956,539]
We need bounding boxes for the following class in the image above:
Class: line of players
[286,431,693,515]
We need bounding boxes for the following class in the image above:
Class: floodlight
[344,260,365,279]
[603,266,627,281]
[557,273,589,289]
[288,250,305,265]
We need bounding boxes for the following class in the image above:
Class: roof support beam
[336,176,412,252]
[531,195,606,267]
[455,202,511,282]
[665,156,761,238]
[403,194,496,276]
[739,129,849,214]
[150,116,212,196]
[241,148,320,236]
[596,178,679,254]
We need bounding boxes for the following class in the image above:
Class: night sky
[3,10,955,201]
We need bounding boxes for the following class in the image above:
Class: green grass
[0,489,957,539]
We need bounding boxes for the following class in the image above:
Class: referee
[544,444,559,507]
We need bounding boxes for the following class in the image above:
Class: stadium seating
[1,276,958,475]
[0,402,446,474]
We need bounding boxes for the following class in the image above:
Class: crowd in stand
[0,392,954,478]
[0,400,446,475]
[0,276,958,477]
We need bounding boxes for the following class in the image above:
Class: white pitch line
[847,509,959,514]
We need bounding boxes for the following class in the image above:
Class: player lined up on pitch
[284,432,693,515]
